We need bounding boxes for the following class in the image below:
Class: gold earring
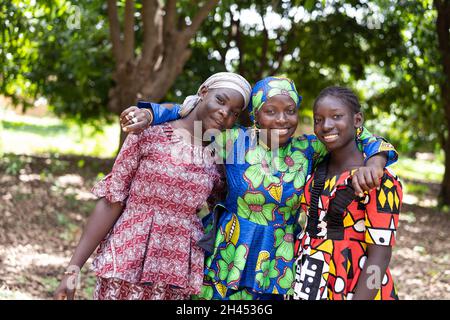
[251,119,260,143]
[356,127,363,138]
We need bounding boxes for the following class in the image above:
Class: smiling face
[196,87,245,131]
[313,96,363,152]
[255,94,298,147]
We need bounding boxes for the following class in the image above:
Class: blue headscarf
[248,76,302,123]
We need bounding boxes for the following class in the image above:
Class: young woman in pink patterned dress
[53,73,251,300]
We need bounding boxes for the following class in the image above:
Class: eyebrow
[220,93,230,101]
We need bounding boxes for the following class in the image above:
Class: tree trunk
[442,141,450,206]
[106,0,220,152]
[435,0,450,205]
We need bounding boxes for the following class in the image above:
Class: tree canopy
[1,0,449,203]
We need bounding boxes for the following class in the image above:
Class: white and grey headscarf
[179,72,252,117]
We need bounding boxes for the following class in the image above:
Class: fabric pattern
[93,277,189,300]
[293,168,402,300]
[199,129,326,299]
[248,77,302,123]
[145,102,399,300]
[91,124,223,298]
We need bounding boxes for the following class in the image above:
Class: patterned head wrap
[179,72,252,117]
[248,76,302,123]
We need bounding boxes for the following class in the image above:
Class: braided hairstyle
[313,86,361,114]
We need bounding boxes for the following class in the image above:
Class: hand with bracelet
[53,199,124,300]
[54,266,81,300]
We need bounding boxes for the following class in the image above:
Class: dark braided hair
[313,86,361,114]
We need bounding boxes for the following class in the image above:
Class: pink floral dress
[90,124,223,300]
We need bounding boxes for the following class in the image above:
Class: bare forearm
[353,246,391,300]
[67,198,123,269]
[366,153,387,171]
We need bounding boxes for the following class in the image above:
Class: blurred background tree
[1,0,449,204]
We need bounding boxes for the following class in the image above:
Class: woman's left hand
[351,166,384,197]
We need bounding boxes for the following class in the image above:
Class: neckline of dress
[256,137,293,151]
[161,123,207,149]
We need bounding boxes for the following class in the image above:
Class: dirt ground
[0,154,449,300]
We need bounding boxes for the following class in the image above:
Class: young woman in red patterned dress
[53,73,251,300]
[293,87,402,300]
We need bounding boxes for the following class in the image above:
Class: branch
[184,0,220,39]
[107,0,123,63]
[232,16,245,77]
[142,49,192,101]
[123,0,135,61]
[208,9,236,67]
[141,0,161,67]
[164,0,177,37]
[210,12,233,67]
[259,14,269,79]
[269,29,294,75]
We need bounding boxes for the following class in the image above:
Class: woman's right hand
[120,106,153,134]
[53,274,79,300]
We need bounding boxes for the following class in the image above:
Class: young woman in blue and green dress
[120,76,398,300]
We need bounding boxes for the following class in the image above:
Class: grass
[0,112,120,158]
[391,157,444,183]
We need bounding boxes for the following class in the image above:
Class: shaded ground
[0,153,449,300]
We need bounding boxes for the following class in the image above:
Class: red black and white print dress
[293,167,402,300]
[90,124,224,300]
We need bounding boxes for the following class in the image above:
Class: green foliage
[365,0,446,152]
[0,0,445,156]
[391,157,444,183]
[1,0,113,125]
[1,115,119,157]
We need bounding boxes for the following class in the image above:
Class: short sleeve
[358,126,398,167]
[137,101,181,125]
[364,170,402,247]
[292,134,328,170]
[91,132,142,204]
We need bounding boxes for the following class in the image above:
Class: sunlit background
[0,0,449,299]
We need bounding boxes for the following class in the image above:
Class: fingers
[66,288,76,300]
[363,169,377,190]
[123,121,147,134]
[122,110,150,133]
[121,115,137,128]
[352,167,385,197]
[53,290,66,300]
[120,106,139,129]
[53,286,75,300]
[356,170,369,193]
[370,169,382,190]
[352,174,364,197]
[120,106,138,122]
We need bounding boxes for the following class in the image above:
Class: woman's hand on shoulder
[120,106,152,134]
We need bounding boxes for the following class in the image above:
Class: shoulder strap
[306,157,328,235]
[307,157,357,240]
[326,181,356,240]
